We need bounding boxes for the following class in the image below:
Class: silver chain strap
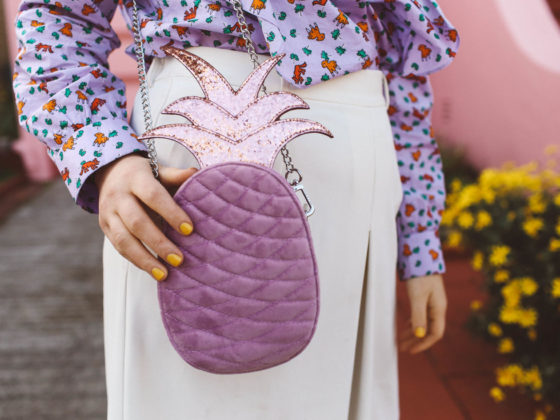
[131,0,159,178]
[130,0,313,214]
[230,1,303,187]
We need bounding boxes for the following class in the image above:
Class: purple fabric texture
[139,48,330,373]
[160,162,319,374]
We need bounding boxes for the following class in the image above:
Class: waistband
[147,46,389,109]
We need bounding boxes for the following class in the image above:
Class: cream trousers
[103,46,403,420]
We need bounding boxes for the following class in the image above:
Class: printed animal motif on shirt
[80,158,100,175]
[11,0,460,277]
[292,63,307,84]
[307,24,325,41]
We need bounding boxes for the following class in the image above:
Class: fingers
[400,275,448,354]
[408,300,447,354]
[132,173,195,236]
[118,197,184,269]
[102,214,169,282]
[159,166,198,187]
[96,156,197,282]
[409,289,429,340]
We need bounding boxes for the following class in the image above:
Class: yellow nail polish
[180,222,193,235]
[151,267,166,281]
[414,326,427,338]
[166,253,183,267]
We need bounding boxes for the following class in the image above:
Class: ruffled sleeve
[369,0,460,280]
[369,0,460,76]
[12,0,148,213]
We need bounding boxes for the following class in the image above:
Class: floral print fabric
[12,0,460,280]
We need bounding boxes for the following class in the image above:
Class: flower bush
[441,145,560,419]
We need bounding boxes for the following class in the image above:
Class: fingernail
[151,267,166,281]
[414,327,426,338]
[180,222,193,235]
[166,253,183,267]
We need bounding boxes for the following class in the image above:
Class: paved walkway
[0,181,106,419]
[0,182,539,419]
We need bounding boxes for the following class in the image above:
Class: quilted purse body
[139,46,332,374]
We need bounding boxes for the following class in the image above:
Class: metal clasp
[292,183,315,218]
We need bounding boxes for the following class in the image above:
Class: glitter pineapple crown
[138,45,333,169]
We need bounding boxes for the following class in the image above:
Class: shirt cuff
[52,119,148,213]
[397,229,446,281]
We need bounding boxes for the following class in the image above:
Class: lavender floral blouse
[12,0,460,281]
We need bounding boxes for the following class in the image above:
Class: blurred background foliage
[440,143,560,420]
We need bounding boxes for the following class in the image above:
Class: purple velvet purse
[131,0,332,374]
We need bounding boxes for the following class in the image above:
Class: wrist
[93,151,148,189]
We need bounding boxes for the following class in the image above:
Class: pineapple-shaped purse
[131,0,333,374]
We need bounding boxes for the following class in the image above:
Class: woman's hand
[398,273,447,354]
[94,153,198,282]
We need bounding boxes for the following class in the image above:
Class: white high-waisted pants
[103,46,403,420]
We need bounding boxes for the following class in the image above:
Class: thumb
[158,166,198,187]
[409,290,428,339]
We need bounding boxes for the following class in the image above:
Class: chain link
[131,0,303,185]
[230,1,300,184]
[131,0,159,178]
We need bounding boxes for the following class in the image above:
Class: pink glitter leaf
[161,92,310,143]
[140,46,333,168]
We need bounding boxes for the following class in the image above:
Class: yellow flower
[496,364,522,387]
[489,245,511,266]
[450,178,462,193]
[498,337,514,353]
[458,211,475,229]
[481,187,496,204]
[455,185,481,210]
[550,238,560,252]
[519,277,538,296]
[489,386,505,402]
[534,393,543,401]
[506,211,516,221]
[494,270,510,283]
[518,308,538,328]
[535,410,546,420]
[446,231,463,248]
[528,194,547,214]
[551,278,560,298]
[475,210,492,230]
[502,281,522,307]
[522,366,542,391]
[528,328,538,341]
[471,251,484,271]
[441,209,454,226]
[499,306,521,324]
[554,193,560,207]
[522,217,544,237]
[488,322,503,337]
[470,300,482,311]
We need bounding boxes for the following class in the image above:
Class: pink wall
[432,0,560,169]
